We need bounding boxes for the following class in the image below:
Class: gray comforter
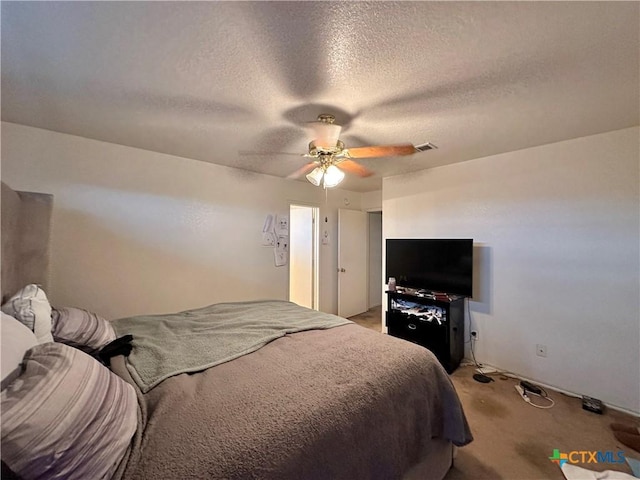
[111,303,472,480]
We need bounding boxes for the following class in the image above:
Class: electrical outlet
[536,344,547,357]
[471,330,479,341]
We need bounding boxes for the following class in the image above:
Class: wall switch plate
[536,344,547,357]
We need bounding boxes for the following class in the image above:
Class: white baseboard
[460,359,640,418]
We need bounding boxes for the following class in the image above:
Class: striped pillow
[51,306,116,353]
[1,342,138,480]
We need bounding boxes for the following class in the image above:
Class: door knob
[338,268,346,273]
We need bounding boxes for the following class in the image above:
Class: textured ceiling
[2,1,638,192]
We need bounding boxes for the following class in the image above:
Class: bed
[0,182,472,480]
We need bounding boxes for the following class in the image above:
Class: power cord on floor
[470,336,494,383]
[467,302,494,383]
[515,383,555,409]
[466,345,555,409]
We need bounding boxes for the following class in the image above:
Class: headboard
[1,182,53,302]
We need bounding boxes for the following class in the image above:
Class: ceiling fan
[286,114,437,188]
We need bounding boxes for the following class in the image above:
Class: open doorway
[368,211,383,309]
[289,204,319,310]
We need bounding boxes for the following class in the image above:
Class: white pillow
[1,312,38,388]
[1,284,53,344]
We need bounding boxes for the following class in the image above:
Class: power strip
[520,380,543,395]
[515,384,555,409]
[476,367,499,375]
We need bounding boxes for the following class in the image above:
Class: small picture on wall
[262,231,276,246]
[274,249,287,267]
[276,214,289,236]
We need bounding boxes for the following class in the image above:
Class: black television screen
[385,239,473,297]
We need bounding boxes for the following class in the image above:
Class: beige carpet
[348,305,384,332]
[349,308,639,479]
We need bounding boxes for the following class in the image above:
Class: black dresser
[386,290,465,373]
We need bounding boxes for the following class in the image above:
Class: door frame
[288,203,320,310]
[366,209,383,309]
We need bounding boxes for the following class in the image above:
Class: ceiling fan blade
[345,144,418,159]
[287,161,318,179]
[338,159,374,177]
[239,150,304,157]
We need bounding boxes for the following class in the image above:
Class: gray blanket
[111,323,472,480]
[112,300,351,392]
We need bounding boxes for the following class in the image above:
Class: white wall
[1,122,363,318]
[361,190,382,211]
[383,127,640,414]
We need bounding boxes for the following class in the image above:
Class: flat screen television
[385,239,473,297]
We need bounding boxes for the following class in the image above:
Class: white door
[338,209,368,318]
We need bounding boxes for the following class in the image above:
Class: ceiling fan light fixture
[323,164,345,188]
[305,166,324,186]
[287,112,437,186]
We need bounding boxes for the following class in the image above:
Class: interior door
[338,209,368,318]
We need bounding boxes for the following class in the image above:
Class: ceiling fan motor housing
[317,113,336,124]
[309,140,345,156]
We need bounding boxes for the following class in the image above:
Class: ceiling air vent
[415,142,437,152]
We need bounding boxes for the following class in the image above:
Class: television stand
[386,290,465,373]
